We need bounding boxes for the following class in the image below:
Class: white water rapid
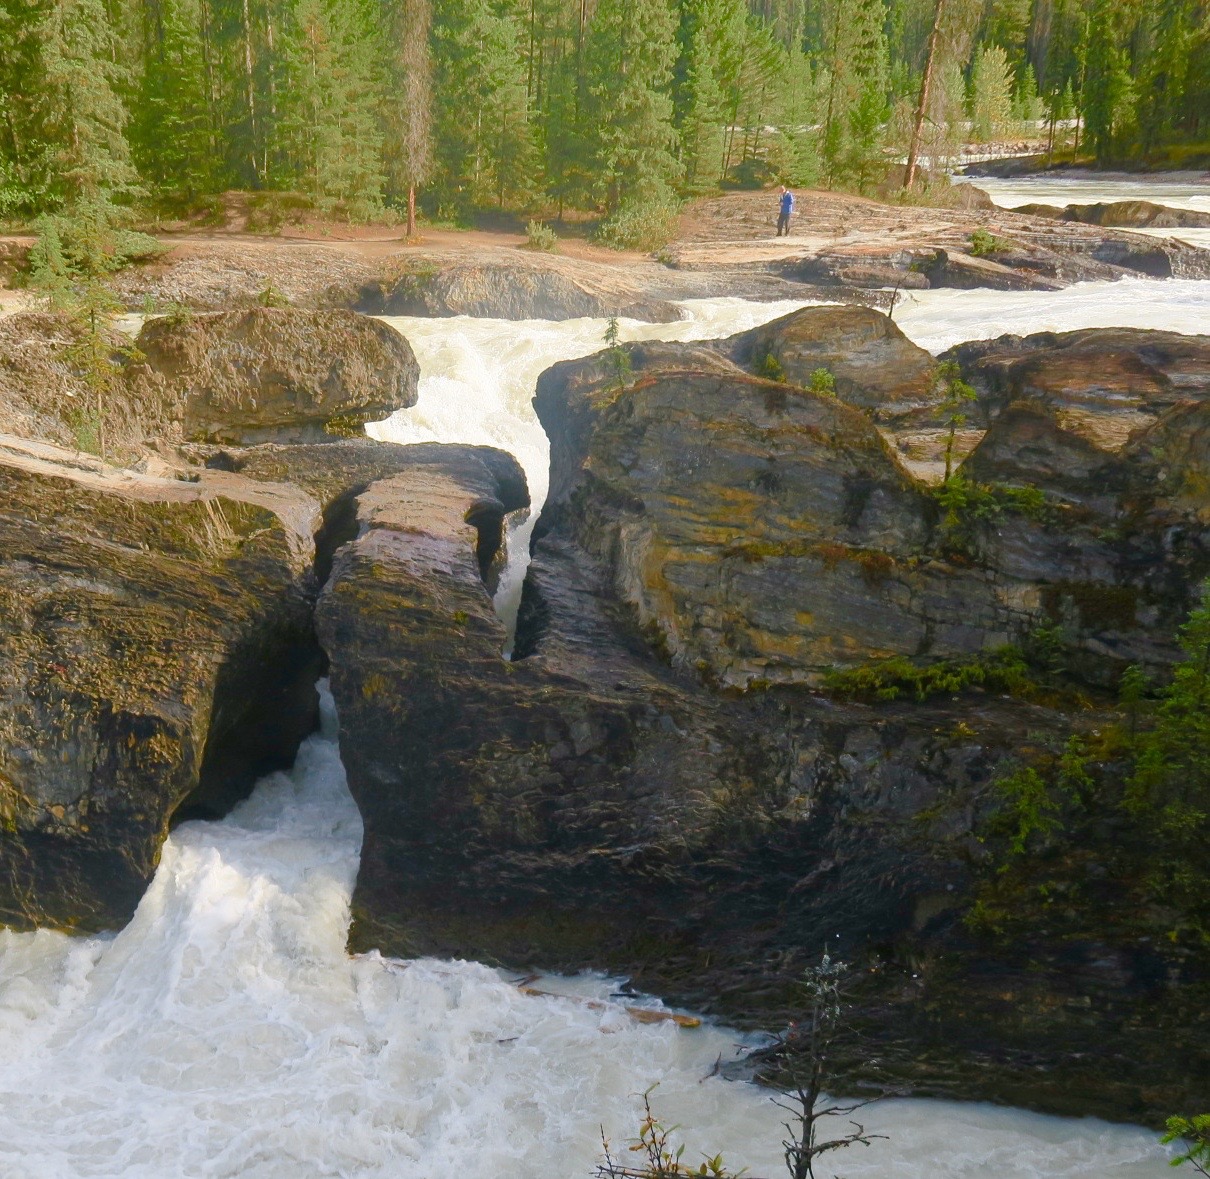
[0,688,1174,1179]
[2,279,1201,1176]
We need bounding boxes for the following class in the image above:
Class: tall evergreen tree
[278,0,384,208]
[969,43,1014,141]
[131,0,219,197]
[587,0,682,221]
[820,0,890,191]
[383,0,434,234]
[1081,0,1134,164]
[1136,0,1195,156]
[0,0,56,214]
[431,0,535,211]
[676,0,729,191]
[36,0,139,206]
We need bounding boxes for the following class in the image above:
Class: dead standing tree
[772,955,886,1179]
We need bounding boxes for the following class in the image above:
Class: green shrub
[968,227,1017,257]
[596,194,681,252]
[525,220,559,252]
[932,474,1057,558]
[808,367,836,396]
[756,352,786,381]
[823,647,1032,703]
[1162,1114,1210,1174]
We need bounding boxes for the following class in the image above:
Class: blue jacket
[780,190,795,214]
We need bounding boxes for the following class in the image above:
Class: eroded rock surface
[0,440,320,931]
[128,308,419,444]
[324,313,1210,1123]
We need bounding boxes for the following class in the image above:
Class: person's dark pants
[777,211,791,236]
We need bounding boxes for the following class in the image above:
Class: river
[3,214,1206,1177]
[955,173,1210,248]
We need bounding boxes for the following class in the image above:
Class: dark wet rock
[326,388,1208,1125]
[0,445,320,932]
[127,308,419,445]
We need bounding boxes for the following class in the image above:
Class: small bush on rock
[594,1087,745,1178]
[525,220,559,252]
[807,368,836,396]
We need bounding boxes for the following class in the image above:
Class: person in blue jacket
[776,186,795,236]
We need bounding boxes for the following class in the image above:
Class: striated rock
[961,401,1131,507]
[127,308,419,445]
[0,438,320,932]
[726,305,941,421]
[923,247,1065,291]
[354,252,682,322]
[325,403,1208,1125]
[535,346,962,687]
[1015,199,1210,230]
[0,313,150,458]
[538,318,1210,687]
[947,327,1210,443]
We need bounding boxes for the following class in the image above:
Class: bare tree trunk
[904,0,947,190]
[407,185,417,237]
[241,0,259,184]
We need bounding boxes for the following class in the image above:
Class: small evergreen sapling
[1163,1115,1210,1175]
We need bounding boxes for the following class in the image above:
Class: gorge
[0,174,1207,1179]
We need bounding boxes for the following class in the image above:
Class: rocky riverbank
[4,187,1206,322]
[0,301,1206,1125]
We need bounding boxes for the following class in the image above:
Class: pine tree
[1011,60,1042,122]
[431,0,535,212]
[0,0,56,215]
[770,45,822,185]
[676,0,729,191]
[35,0,139,207]
[969,44,1014,142]
[278,0,385,210]
[587,0,682,237]
[132,0,218,198]
[1081,0,1134,164]
[820,0,890,192]
[1136,0,1194,157]
[382,0,434,234]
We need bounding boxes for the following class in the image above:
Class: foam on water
[896,277,1210,354]
[0,687,1174,1178]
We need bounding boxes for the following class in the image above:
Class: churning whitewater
[1,292,1197,1178]
[0,688,1172,1179]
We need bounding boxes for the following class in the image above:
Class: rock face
[0,313,147,457]
[946,327,1210,444]
[726,305,941,420]
[128,308,419,444]
[530,311,1210,688]
[535,342,945,688]
[0,441,320,931]
[322,313,1210,1125]
[354,252,682,322]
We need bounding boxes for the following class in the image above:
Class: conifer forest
[2,0,1208,245]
